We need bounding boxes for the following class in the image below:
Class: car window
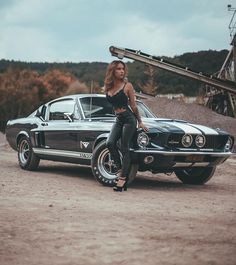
[29,105,46,120]
[49,99,75,121]
[80,97,115,118]
[136,102,156,118]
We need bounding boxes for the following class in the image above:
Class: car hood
[94,117,224,135]
[141,118,223,135]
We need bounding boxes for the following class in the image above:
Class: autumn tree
[139,65,158,96]
[0,67,45,131]
[0,68,78,131]
[39,69,76,100]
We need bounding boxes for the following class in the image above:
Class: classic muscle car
[6,94,234,186]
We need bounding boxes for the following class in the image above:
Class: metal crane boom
[109,46,236,95]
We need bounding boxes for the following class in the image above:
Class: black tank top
[106,84,128,109]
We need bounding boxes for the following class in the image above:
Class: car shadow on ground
[35,163,217,192]
[130,176,206,191]
[37,163,93,180]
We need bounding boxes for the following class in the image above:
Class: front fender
[92,133,109,150]
[16,131,30,147]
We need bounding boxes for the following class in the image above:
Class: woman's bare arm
[126,83,148,132]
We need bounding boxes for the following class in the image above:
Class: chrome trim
[77,98,86,119]
[178,148,215,151]
[225,137,234,151]
[144,155,154,164]
[181,134,193,147]
[33,148,92,159]
[168,140,180,144]
[137,132,149,148]
[173,162,210,167]
[150,142,165,149]
[18,139,30,165]
[195,134,206,148]
[17,130,30,138]
[32,126,110,132]
[130,149,232,156]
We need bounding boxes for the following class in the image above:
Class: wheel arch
[92,133,109,151]
[16,131,30,147]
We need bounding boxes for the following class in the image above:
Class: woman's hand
[138,121,149,132]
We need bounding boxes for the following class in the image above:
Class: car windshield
[80,97,115,118]
[79,96,156,119]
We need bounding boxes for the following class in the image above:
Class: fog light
[144,155,154,164]
[181,134,193,147]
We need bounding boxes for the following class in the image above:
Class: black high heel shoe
[113,169,122,184]
[113,177,128,192]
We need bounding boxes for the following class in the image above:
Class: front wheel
[175,167,216,185]
[91,140,138,186]
[18,136,40,170]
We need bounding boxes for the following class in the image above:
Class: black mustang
[6,94,234,186]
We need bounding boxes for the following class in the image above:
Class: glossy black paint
[6,94,234,174]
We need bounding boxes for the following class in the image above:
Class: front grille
[150,133,170,148]
[204,135,228,149]
[165,134,228,150]
[167,134,183,148]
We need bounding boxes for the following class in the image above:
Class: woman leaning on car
[104,60,148,192]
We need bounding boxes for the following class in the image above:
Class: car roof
[46,94,104,104]
[47,93,142,104]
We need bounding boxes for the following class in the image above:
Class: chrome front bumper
[131,149,233,157]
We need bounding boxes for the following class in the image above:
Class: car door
[42,98,80,151]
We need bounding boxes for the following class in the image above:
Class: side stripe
[33,148,93,159]
[164,122,201,134]
[164,121,219,135]
[189,124,219,135]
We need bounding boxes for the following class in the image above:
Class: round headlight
[195,134,206,148]
[137,132,149,148]
[181,134,193,147]
[225,137,233,151]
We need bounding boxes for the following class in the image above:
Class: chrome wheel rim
[19,139,30,165]
[97,148,121,180]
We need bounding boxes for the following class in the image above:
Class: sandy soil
[0,136,236,265]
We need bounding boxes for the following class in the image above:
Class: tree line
[0,49,228,132]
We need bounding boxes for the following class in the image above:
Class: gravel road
[0,140,236,265]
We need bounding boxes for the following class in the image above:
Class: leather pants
[106,108,137,179]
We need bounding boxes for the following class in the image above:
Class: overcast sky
[0,0,234,62]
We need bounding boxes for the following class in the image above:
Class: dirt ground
[0,135,236,265]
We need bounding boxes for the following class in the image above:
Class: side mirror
[35,109,41,117]
[35,106,46,121]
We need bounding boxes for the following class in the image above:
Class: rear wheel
[175,167,216,185]
[91,140,138,186]
[18,136,40,170]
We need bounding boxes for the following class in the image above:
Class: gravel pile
[144,97,236,149]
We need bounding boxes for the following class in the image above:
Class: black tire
[17,136,40,170]
[91,140,138,186]
[175,167,216,185]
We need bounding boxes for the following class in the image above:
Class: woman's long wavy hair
[104,60,128,92]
